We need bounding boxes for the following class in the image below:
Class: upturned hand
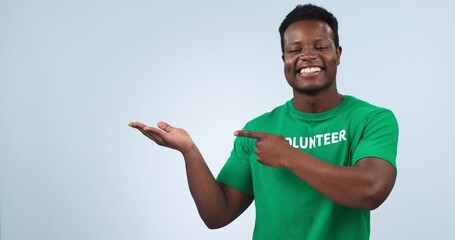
[129,121,195,154]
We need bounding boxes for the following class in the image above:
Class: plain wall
[1,0,454,239]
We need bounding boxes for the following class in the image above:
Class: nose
[299,48,317,61]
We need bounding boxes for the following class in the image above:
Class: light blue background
[1,0,454,239]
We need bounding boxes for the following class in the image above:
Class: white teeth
[300,67,321,74]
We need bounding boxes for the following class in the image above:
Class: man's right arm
[182,145,253,228]
[129,121,253,229]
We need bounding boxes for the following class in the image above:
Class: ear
[336,46,342,65]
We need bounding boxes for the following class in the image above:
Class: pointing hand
[234,130,295,168]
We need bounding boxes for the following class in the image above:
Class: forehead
[283,20,334,44]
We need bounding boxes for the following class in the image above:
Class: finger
[145,131,165,145]
[128,121,147,129]
[254,148,260,155]
[234,130,267,139]
[157,121,175,133]
[136,127,165,144]
[143,126,166,136]
[256,156,262,163]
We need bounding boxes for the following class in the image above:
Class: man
[129,4,398,240]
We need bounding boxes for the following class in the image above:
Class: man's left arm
[234,130,396,210]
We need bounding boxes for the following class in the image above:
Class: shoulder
[345,96,397,121]
[343,97,399,139]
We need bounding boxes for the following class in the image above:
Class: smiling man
[129,4,398,240]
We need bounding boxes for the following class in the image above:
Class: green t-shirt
[217,96,399,240]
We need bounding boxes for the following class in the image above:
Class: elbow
[203,218,228,230]
[205,223,223,230]
[357,182,394,210]
[351,157,397,210]
[359,195,385,210]
[200,212,231,229]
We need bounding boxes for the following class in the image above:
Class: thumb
[157,121,175,132]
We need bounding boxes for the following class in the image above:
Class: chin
[291,82,334,95]
[294,87,324,95]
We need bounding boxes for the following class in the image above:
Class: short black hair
[278,4,339,53]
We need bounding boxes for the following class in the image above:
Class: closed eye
[315,46,328,51]
[288,49,301,54]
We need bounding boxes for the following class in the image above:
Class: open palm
[129,121,194,154]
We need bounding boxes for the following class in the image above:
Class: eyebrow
[313,38,332,43]
[286,38,331,46]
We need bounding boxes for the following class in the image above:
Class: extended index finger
[234,130,267,139]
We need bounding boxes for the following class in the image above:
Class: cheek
[325,55,339,68]
[283,59,294,73]
[330,52,341,66]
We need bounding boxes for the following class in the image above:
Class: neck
[292,89,343,113]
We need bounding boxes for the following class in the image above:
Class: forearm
[128,121,252,227]
[284,148,395,210]
[181,146,235,228]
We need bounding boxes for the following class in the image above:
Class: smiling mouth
[299,67,322,74]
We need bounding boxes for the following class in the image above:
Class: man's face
[282,20,341,95]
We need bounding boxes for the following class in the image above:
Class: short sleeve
[217,133,254,196]
[352,109,399,170]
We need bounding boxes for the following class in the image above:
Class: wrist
[282,147,301,169]
[181,143,199,158]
